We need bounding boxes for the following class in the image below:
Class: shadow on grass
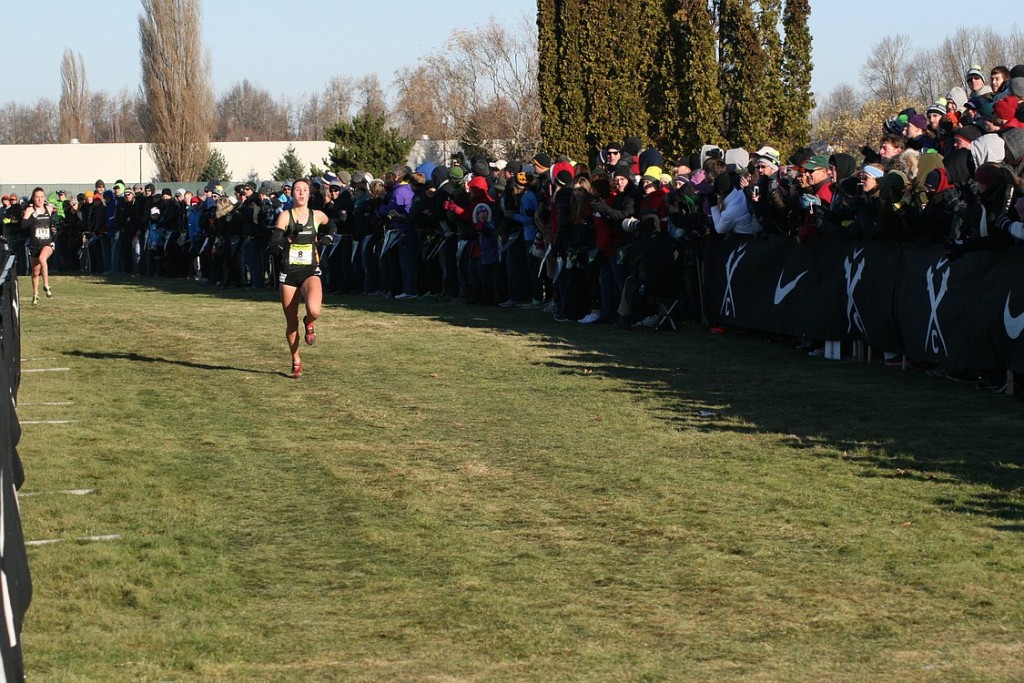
[64,349,278,375]
[337,295,1024,530]
[66,274,1024,527]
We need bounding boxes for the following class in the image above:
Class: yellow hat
[642,165,663,183]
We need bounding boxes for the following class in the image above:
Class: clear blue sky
[4,1,1017,107]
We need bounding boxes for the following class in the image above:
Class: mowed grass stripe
[14,275,1024,682]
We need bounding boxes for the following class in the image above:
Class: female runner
[271,179,331,378]
[23,187,57,305]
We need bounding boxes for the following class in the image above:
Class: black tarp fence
[705,234,1024,373]
[0,246,29,683]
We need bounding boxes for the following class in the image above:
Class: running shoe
[31,295,39,306]
[44,285,52,299]
[290,361,302,379]
[303,316,316,346]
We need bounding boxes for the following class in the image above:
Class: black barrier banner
[706,235,902,344]
[705,235,1024,372]
[0,251,29,683]
[839,241,903,353]
[895,246,1024,371]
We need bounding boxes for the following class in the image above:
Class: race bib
[35,227,50,240]
[289,244,313,266]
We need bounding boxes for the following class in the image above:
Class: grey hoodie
[946,86,969,113]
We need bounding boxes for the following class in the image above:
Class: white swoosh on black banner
[1004,293,1024,340]
[774,269,808,305]
[853,247,865,259]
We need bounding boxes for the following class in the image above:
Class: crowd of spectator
[2,62,1023,387]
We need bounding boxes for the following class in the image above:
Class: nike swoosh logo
[1005,293,1024,340]
[774,269,808,305]
[936,257,949,270]
[853,248,865,259]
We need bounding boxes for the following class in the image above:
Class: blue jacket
[514,190,539,242]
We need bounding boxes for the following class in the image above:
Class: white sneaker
[579,312,601,324]
[394,293,418,300]
[640,315,659,327]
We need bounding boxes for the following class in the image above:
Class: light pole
[138,144,143,184]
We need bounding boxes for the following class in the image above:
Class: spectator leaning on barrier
[711,168,760,236]
[377,165,417,299]
[497,161,531,308]
[795,155,833,242]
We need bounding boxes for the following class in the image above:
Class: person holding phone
[22,187,57,305]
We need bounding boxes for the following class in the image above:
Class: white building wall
[0,138,465,196]
[0,140,333,191]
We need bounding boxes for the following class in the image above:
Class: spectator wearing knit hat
[748,146,788,235]
[926,100,947,132]
[601,142,623,174]
[966,65,993,99]
[820,163,885,241]
[904,113,935,151]
[993,96,1024,131]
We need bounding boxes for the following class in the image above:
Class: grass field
[15,275,1024,682]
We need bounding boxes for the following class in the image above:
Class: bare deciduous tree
[215,79,289,141]
[859,34,914,107]
[354,74,389,121]
[813,90,917,154]
[908,46,949,105]
[1005,25,1024,67]
[59,49,90,143]
[393,15,540,159]
[0,100,59,144]
[138,0,214,180]
[938,27,1005,87]
[393,65,447,140]
[289,76,354,140]
[89,89,146,143]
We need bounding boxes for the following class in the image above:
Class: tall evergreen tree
[758,0,785,147]
[537,0,812,159]
[779,0,814,150]
[640,0,680,156]
[666,0,725,154]
[537,0,571,157]
[538,0,656,161]
[718,0,772,149]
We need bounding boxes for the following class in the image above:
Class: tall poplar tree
[59,49,90,144]
[718,0,771,149]
[537,0,814,158]
[758,0,785,147]
[665,0,725,154]
[779,0,814,149]
[138,0,214,181]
